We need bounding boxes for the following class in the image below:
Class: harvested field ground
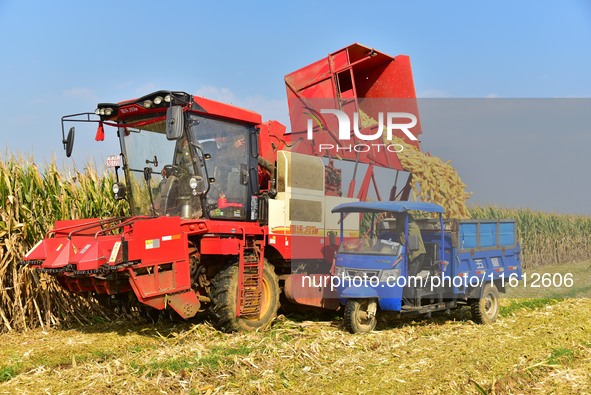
[0,264,590,394]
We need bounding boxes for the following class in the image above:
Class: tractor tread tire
[210,259,279,333]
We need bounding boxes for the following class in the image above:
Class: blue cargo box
[459,220,516,249]
[454,220,521,291]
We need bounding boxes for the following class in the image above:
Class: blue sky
[1,1,590,213]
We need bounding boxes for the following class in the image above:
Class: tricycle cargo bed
[417,219,517,249]
[421,219,521,291]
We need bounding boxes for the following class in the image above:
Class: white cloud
[28,87,97,106]
[195,86,236,103]
[485,92,499,98]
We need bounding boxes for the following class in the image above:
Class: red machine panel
[126,216,187,265]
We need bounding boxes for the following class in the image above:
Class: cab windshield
[121,113,252,220]
[339,237,402,256]
[122,118,203,219]
[339,216,403,255]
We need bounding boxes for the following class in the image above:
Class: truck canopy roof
[331,201,444,214]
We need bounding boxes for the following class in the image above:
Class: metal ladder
[237,238,264,318]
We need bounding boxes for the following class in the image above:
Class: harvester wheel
[344,298,378,334]
[210,259,279,332]
[470,283,500,324]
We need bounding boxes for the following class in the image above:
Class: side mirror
[166,106,184,140]
[65,127,75,157]
[408,235,420,252]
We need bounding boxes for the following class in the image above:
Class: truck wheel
[210,259,279,332]
[344,298,378,334]
[470,283,500,324]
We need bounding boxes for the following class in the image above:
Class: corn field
[0,155,126,331]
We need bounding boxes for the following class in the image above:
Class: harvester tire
[470,283,500,324]
[344,298,378,334]
[210,259,279,332]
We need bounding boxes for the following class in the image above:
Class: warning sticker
[79,244,92,255]
[161,234,181,242]
[145,239,161,250]
[109,241,122,263]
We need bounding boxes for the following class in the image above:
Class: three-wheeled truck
[331,201,522,333]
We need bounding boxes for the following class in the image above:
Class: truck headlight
[334,266,345,277]
[112,182,126,200]
[379,268,400,282]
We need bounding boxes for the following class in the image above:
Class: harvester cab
[62,91,262,222]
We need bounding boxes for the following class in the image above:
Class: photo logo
[306,110,418,153]
[307,110,418,141]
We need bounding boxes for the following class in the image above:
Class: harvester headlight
[164,94,172,103]
[153,96,163,105]
[95,103,118,118]
[142,100,153,109]
[189,177,204,195]
[112,182,126,200]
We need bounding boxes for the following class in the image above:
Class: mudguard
[339,286,379,299]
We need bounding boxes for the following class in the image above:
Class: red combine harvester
[22,43,422,331]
